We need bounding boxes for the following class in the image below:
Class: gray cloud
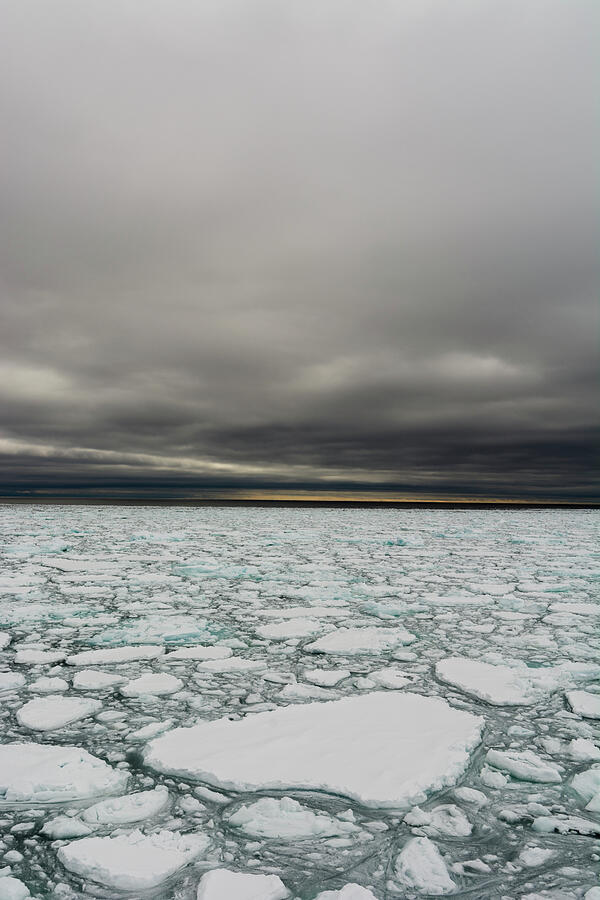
[0,0,597,499]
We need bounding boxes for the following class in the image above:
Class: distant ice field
[0,505,599,898]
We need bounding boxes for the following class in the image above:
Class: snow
[121,672,183,696]
[145,693,483,808]
[565,690,600,719]
[81,787,170,824]
[16,695,102,731]
[226,797,359,839]
[58,829,209,890]
[196,869,289,900]
[66,645,165,665]
[0,743,128,802]
[306,626,415,655]
[395,837,455,895]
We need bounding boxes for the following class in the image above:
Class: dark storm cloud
[0,0,597,499]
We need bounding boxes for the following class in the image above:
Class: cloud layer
[0,0,597,499]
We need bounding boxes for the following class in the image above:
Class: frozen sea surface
[0,504,599,899]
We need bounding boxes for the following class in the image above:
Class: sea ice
[28,676,69,693]
[226,797,359,839]
[395,836,455,895]
[197,657,266,673]
[565,690,600,719]
[485,749,562,783]
[66,645,165,665]
[144,693,483,808]
[41,815,94,839]
[72,669,126,690]
[82,787,170,824]
[306,626,415,655]
[0,743,128,802]
[303,668,351,687]
[0,877,30,900]
[256,618,326,640]
[313,887,378,900]
[58,829,209,890]
[196,868,289,900]
[0,672,25,693]
[166,646,233,661]
[121,672,183,696]
[16,695,102,731]
[14,649,66,665]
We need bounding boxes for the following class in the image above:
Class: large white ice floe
[395,837,455,895]
[72,669,126,690]
[0,743,128,802]
[197,657,266,673]
[565,690,600,719]
[121,672,183,696]
[58,829,209,890]
[0,876,30,900]
[166,646,233,661]
[435,657,599,706]
[196,868,289,900]
[16,695,102,731]
[306,626,415,655]
[82,787,170,824]
[226,797,359,839]
[144,693,483,808]
[66,645,165,665]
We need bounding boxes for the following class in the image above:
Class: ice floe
[0,743,128,802]
[66,645,165,665]
[58,829,209,890]
[306,626,415,655]
[16,695,102,731]
[196,868,289,900]
[121,672,183,696]
[226,797,359,839]
[81,787,170,824]
[145,693,483,808]
[395,836,455,895]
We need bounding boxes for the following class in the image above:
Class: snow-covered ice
[0,504,598,898]
[145,693,483,808]
[58,829,209,890]
[196,868,289,900]
[16,695,102,731]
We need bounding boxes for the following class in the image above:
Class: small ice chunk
[41,816,94,839]
[517,846,555,867]
[121,673,183,697]
[82,787,169,824]
[58,829,209,890]
[227,797,358,839]
[66,646,165,666]
[17,695,102,731]
[144,693,483,809]
[197,657,266,673]
[196,868,289,900]
[568,739,600,762]
[73,670,126,690]
[28,676,69,693]
[426,804,472,836]
[129,719,174,741]
[256,619,325,640]
[0,743,128,802]
[0,877,30,900]
[279,682,335,701]
[485,749,561,783]
[454,787,487,805]
[571,766,600,803]
[166,646,233,661]
[313,886,378,900]
[566,690,600,719]
[395,836,455,894]
[0,632,11,650]
[532,815,600,837]
[303,669,350,687]
[306,627,415,655]
[0,673,26,693]
[368,668,412,689]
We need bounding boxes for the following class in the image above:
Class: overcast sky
[0,0,597,500]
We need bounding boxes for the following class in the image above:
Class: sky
[0,0,597,501]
